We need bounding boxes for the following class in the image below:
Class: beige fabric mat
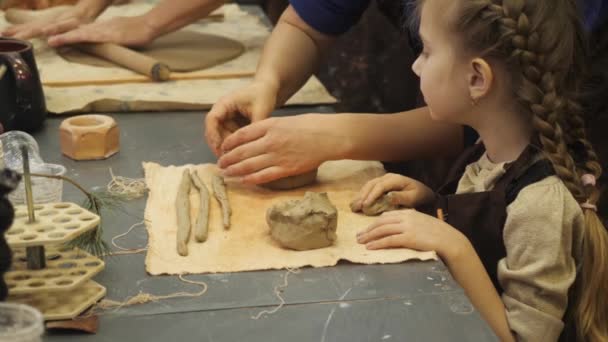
[143,160,437,275]
[0,4,336,113]
[42,76,333,113]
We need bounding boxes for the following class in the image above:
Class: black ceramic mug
[0,38,46,132]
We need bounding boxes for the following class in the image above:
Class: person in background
[1,0,88,11]
[2,0,226,47]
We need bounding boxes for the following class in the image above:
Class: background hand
[47,15,157,47]
[3,6,92,40]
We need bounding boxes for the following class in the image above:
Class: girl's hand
[356,209,470,259]
[351,173,435,212]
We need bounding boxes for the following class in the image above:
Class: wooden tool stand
[4,202,106,320]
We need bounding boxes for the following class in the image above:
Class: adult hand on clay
[2,6,93,40]
[215,113,346,185]
[205,80,278,156]
[46,15,157,47]
[350,173,435,212]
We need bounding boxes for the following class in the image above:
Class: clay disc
[58,30,245,72]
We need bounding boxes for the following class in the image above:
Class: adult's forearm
[142,0,226,40]
[254,6,335,107]
[325,107,465,162]
[74,0,113,20]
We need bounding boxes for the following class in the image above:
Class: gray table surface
[30,107,497,342]
[30,5,495,341]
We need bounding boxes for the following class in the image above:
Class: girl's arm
[445,244,516,341]
[357,211,516,341]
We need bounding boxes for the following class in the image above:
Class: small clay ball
[350,192,400,216]
[266,192,338,250]
[260,169,318,190]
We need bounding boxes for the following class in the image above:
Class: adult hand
[205,80,278,156]
[2,6,92,40]
[46,15,156,47]
[216,113,347,185]
[350,173,435,212]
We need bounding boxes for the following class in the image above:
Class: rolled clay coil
[176,170,192,256]
[212,175,231,230]
[190,170,210,242]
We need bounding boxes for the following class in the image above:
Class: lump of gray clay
[266,192,338,251]
[260,169,318,190]
[350,191,400,216]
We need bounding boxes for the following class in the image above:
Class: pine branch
[23,173,128,257]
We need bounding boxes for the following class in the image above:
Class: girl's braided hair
[429,0,608,339]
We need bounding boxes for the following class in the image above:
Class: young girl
[352,0,608,340]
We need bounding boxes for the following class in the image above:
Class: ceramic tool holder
[4,203,106,320]
[3,148,106,320]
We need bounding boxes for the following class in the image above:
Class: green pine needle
[25,173,130,257]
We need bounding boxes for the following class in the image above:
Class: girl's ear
[468,58,494,103]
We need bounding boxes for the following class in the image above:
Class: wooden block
[59,115,119,160]
[46,315,99,334]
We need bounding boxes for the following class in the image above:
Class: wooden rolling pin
[76,43,170,81]
[5,7,171,81]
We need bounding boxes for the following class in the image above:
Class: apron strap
[493,144,550,195]
[438,143,486,195]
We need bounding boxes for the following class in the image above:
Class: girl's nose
[412,56,422,77]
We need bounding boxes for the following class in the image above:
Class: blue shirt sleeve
[582,0,608,31]
[289,0,372,35]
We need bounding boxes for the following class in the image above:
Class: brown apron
[419,143,579,341]
[421,143,551,291]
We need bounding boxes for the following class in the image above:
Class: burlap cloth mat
[143,160,437,275]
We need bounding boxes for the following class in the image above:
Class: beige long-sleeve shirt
[456,152,584,342]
